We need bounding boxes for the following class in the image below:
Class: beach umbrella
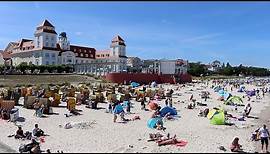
[148,100,158,110]
[147,118,163,129]
[159,106,177,117]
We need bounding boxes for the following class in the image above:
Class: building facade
[127,57,142,72]
[141,59,188,75]
[4,20,127,75]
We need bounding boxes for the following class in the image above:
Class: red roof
[70,45,96,59]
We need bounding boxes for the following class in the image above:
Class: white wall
[60,51,75,64]
[0,53,4,65]
[160,60,176,75]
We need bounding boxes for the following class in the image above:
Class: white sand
[0,82,269,153]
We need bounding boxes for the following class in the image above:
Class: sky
[0,2,270,68]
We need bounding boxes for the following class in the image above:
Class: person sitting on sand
[230,137,242,152]
[242,103,252,117]
[33,124,45,137]
[1,109,9,120]
[15,126,26,139]
[155,119,166,131]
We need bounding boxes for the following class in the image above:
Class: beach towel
[175,140,188,147]
[160,106,177,117]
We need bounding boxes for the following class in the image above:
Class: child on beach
[230,137,242,152]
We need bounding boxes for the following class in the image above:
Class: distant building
[3,19,127,75]
[0,50,4,65]
[127,57,142,72]
[141,59,188,75]
[74,35,127,75]
[208,60,222,72]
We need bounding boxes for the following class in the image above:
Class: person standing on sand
[259,124,270,153]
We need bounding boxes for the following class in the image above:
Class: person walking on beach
[259,124,270,153]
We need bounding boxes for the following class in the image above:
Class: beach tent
[147,117,163,129]
[207,109,225,125]
[218,90,231,101]
[246,90,256,97]
[159,106,177,117]
[113,104,124,114]
[148,100,158,110]
[131,82,140,88]
[214,86,222,92]
[224,96,243,105]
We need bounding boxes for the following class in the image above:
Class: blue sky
[0,2,270,68]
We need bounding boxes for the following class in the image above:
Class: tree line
[188,62,270,77]
[0,62,74,74]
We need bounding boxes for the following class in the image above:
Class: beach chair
[67,97,76,111]
[24,96,37,109]
[0,99,15,111]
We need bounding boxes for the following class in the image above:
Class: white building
[141,59,188,75]
[4,19,127,75]
[74,35,127,75]
[0,50,4,65]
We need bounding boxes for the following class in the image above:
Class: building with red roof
[4,19,127,75]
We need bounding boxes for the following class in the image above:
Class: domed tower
[110,35,126,57]
[58,32,70,50]
[34,19,57,48]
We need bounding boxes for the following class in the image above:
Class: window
[45,53,50,58]
[76,53,78,56]
[51,43,54,47]
[34,53,39,58]
[51,37,54,41]
[68,59,72,63]
[51,53,56,58]
[74,49,76,52]
[84,49,87,53]
[46,61,49,65]
[46,35,49,40]
[85,54,88,57]
[46,42,49,47]
[80,53,83,57]
[52,61,55,65]
[81,60,84,63]
[76,60,78,64]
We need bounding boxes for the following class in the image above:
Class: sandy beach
[0,81,269,153]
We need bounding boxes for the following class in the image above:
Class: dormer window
[80,53,83,57]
